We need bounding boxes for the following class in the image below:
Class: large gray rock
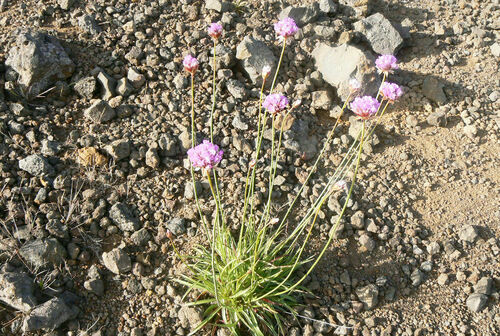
[278,4,320,27]
[318,0,338,14]
[5,30,75,97]
[0,270,37,312]
[102,248,131,274]
[105,139,131,161]
[236,36,276,86]
[354,13,404,55]
[22,297,77,332]
[109,202,140,232]
[312,43,379,101]
[19,238,67,267]
[84,99,116,123]
[19,154,54,176]
[97,71,116,100]
[74,76,97,99]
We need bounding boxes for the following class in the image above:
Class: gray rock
[278,4,320,27]
[226,79,247,100]
[178,306,203,329]
[109,202,140,232]
[19,238,67,267]
[127,68,146,89]
[236,36,277,86]
[312,43,379,101]
[83,279,104,296]
[5,30,75,97]
[426,110,447,127]
[232,113,248,131]
[354,13,403,55]
[130,228,152,246]
[426,241,441,255]
[125,46,144,65]
[205,0,233,12]
[58,0,74,10]
[458,225,478,243]
[311,90,333,110]
[359,234,375,252]
[184,181,201,200]
[356,284,378,310]
[22,297,77,332]
[474,277,493,295]
[466,293,488,313]
[105,139,131,161]
[350,210,365,229]
[84,100,116,123]
[97,71,116,100]
[463,125,478,139]
[74,76,96,99]
[491,42,500,57]
[318,0,338,13]
[437,273,449,285]
[78,14,101,35]
[116,78,134,97]
[0,271,37,312]
[19,154,54,176]
[158,133,179,157]
[411,268,424,286]
[167,218,186,236]
[41,139,60,156]
[145,148,160,168]
[102,248,131,274]
[422,77,447,104]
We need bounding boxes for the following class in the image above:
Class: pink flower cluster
[183,55,199,74]
[350,96,381,119]
[380,82,403,102]
[187,140,223,170]
[263,93,289,114]
[375,55,398,74]
[208,22,223,39]
[274,17,299,39]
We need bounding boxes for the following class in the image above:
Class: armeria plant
[172,17,403,336]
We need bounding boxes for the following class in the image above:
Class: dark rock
[22,297,77,332]
[19,154,54,176]
[0,270,37,312]
[19,238,67,267]
[109,202,140,232]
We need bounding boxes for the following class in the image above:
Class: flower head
[375,55,398,74]
[208,22,223,39]
[349,78,361,93]
[187,140,223,170]
[262,65,272,79]
[183,54,199,74]
[274,17,299,39]
[350,96,381,119]
[263,93,289,115]
[379,82,403,102]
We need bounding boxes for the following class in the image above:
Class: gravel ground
[0,0,499,335]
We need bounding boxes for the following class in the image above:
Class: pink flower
[274,17,299,39]
[187,140,223,170]
[379,82,403,102]
[263,93,289,114]
[183,54,199,74]
[208,22,223,39]
[375,55,398,74]
[350,96,381,119]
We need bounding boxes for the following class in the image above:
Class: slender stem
[191,73,196,147]
[210,40,217,142]
[277,121,367,296]
[206,170,220,304]
[270,39,287,94]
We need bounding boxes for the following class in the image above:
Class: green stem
[270,39,287,94]
[191,73,196,147]
[276,121,367,297]
[376,73,387,100]
[206,170,220,304]
[210,40,217,142]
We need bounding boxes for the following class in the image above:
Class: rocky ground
[0,0,499,335]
